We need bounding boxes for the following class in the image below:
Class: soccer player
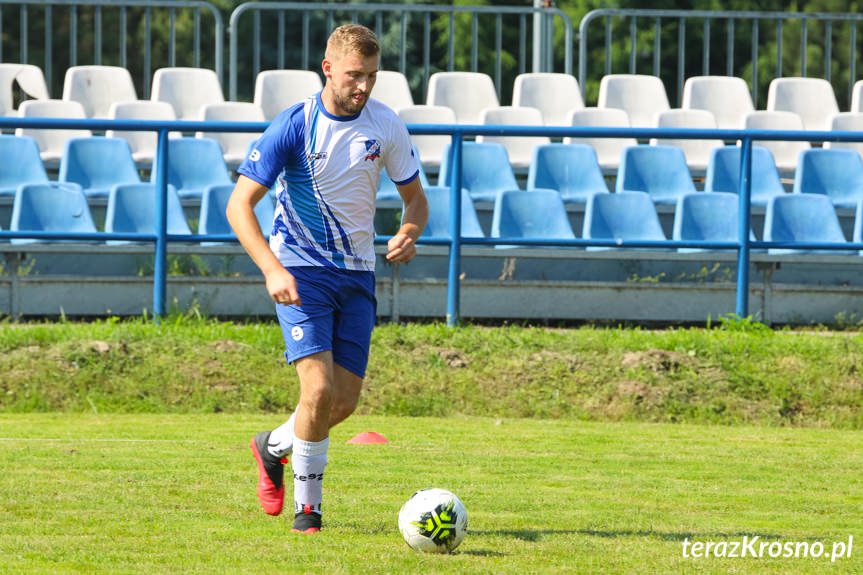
[226,24,428,533]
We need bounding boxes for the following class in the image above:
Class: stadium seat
[764,194,851,254]
[824,113,863,162]
[792,148,863,209]
[426,72,499,124]
[681,75,754,130]
[150,137,232,199]
[672,192,753,252]
[196,102,266,170]
[0,135,50,197]
[10,182,96,244]
[527,143,608,204]
[564,107,636,174]
[597,74,670,128]
[0,63,50,116]
[476,106,550,170]
[58,137,141,199]
[767,77,839,132]
[254,69,322,121]
[649,109,724,175]
[62,65,137,118]
[198,183,274,240]
[437,142,518,202]
[397,105,457,171]
[743,111,810,177]
[419,186,485,239]
[615,145,696,205]
[151,67,224,121]
[491,188,576,248]
[582,190,667,250]
[15,99,92,168]
[511,72,584,126]
[376,155,431,201]
[852,80,863,112]
[104,183,191,244]
[372,70,414,112]
[704,145,786,207]
[106,100,180,169]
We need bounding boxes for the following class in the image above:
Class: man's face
[323,50,379,116]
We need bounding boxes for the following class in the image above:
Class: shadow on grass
[472,529,784,542]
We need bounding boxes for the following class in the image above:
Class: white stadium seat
[151,67,224,121]
[196,102,266,170]
[650,108,724,175]
[106,100,180,169]
[476,106,550,170]
[743,110,811,177]
[426,72,499,124]
[767,77,839,132]
[512,72,584,126]
[62,65,138,119]
[682,75,754,130]
[372,70,414,112]
[598,74,670,128]
[15,99,91,168]
[564,107,637,174]
[397,105,457,171]
[253,69,322,121]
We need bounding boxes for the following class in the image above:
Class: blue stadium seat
[0,135,50,198]
[792,148,863,209]
[377,154,431,202]
[150,137,232,200]
[526,143,609,204]
[672,192,755,252]
[420,186,485,239]
[764,194,852,254]
[198,183,275,239]
[438,142,519,202]
[615,145,696,205]
[491,188,575,249]
[58,136,141,199]
[104,183,191,244]
[10,182,97,244]
[704,145,786,207]
[583,191,667,250]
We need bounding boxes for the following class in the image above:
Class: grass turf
[0,414,859,574]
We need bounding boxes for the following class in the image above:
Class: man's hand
[386,233,417,263]
[265,267,302,306]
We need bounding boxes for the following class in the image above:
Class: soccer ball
[398,488,468,553]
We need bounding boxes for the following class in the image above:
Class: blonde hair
[325,24,380,61]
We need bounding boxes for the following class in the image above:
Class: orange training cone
[347,431,390,444]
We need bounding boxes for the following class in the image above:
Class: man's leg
[290,353,365,533]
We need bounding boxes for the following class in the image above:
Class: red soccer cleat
[251,431,285,516]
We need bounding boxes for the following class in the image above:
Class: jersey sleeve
[383,115,420,186]
[237,103,304,188]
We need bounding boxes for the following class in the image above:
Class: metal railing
[227,1,572,103]
[579,9,863,108]
[2,116,863,325]
[0,0,223,97]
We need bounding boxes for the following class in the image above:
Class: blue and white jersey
[238,92,419,271]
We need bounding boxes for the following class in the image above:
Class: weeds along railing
[227,2,572,104]
[2,117,863,325]
[579,9,863,108]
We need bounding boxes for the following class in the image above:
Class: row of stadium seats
[428,142,863,211]
[3,176,859,256]
[4,64,861,174]
[0,134,236,200]
[4,181,273,244]
[2,131,862,216]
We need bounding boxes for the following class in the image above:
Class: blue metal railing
[3,116,863,324]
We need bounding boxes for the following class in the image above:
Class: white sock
[292,437,329,516]
[267,410,297,458]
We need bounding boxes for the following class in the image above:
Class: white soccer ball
[398,488,468,553]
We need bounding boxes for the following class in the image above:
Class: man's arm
[386,176,428,263]
[226,175,301,305]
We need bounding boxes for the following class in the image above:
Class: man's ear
[322,59,333,80]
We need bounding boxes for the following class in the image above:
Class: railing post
[153,128,169,323]
[736,137,753,318]
[446,132,464,327]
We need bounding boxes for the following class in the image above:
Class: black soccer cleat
[292,505,322,534]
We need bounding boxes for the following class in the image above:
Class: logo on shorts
[364,139,381,161]
[291,326,304,341]
[249,149,261,161]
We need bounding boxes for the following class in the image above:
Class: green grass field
[1,414,860,574]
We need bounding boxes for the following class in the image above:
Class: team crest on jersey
[364,139,381,161]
